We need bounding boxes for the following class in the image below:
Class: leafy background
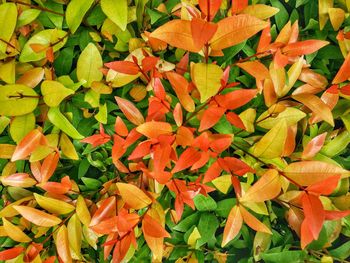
[0,0,350,262]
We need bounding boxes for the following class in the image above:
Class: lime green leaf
[0,3,17,55]
[95,103,107,124]
[10,113,36,143]
[66,0,94,33]
[101,0,128,31]
[77,43,103,87]
[47,107,84,140]
[0,84,39,116]
[257,107,306,129]
[41,80,75,107]
[17,9,41,28]
[19,29,68,62]
[192,63,223,103]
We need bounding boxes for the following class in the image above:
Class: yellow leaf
[76,195,91,226]
[210,14,268,51]
[0,3,17,55]
[10,114,36,143]
[13,205,62,227]
[269,62,286,97]
[192,63,223,103]
[319,0,333,30]
[55,225,72,263]
[67,214,82,257]
[0,84,39,116]
[328,8,345,31]
[95,103,107,124]
[0,59,15,84]
[77,43,103,87]
[0,144,15,159]
[187,227,201,248]
[282,57,304,96]
[241,4,279,20]
[59,133,79,160]
[283,161,350,186]
[257,107,306,129]
[0,196,33,218]
[212,174,232,194]
[239,108,256,133]
[82,224,98,249]
[252,120,288,158]
[41,80,74,107]
[101,0,128,31]
[66,0,94,33]
[34,193,75,215]
[241,170,281,202]
[116,182,152,209]
[2,218,31,243]
[292,93,334,126]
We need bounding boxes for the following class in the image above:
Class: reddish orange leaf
[198,0,222,19]
[257,22,271,52]
[240,205,271,234]
[90,196,117,226]
[282,40,329,57]
[301,193,324,240]
[136,121,172,139]
[142,56,159,73]
[222,205,243,247]
[104,61,140,75]
[301,132,327,160]
[11,129,44,161]
[0,247,24,261]
[231,0,248,14]
[226,112,246,129]
[30,161,42,182]
[199,105,226,132]
[115,116,128,137]
[30,43,48,53]
[40,152,59,183]
[300,219,314,249]
[142,214,170,238]
[333,52,350,84]
[191,18,218,49]
[172,147,202,173]
[115,96,145,126]
[166,72,195,112]
[215,89,257,110]
[325,210,350,220]
[306,175,341,196]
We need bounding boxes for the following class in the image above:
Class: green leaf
[329,240,350,259]
[216,198,237,218]
[41,80,75,107]
[66,0,94,33]
[77,43,103,87]
[173,212,200,232]
[197,213,219,246]
[0,3,17,56]
[193,194,217,211]
[19,29,68,62]
[0,84,39,116]
[10,113,36,143]
[17,9,41,28]
[261,250,307,263]
[81,177,102,190]
[101,0,128,31]
[47,107,84,140]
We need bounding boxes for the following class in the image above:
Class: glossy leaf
[13,206,62,227]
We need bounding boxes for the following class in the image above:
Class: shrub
[0,0,350,262]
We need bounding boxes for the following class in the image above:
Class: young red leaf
[142,214,170,238]
[222,205,243,247]
[231,0,248,14]
[172,147,202,173]
[0,247,25,261]
[302,132,327,160]
[115,116,128,137]
[104,61,140,75]
[199,105,226,132]
[191,18,218,49]
[301,193,325,240]
[215,89,257,110]
[198,0,223,20]
[142,56,159,73]
[332,52,350,84]
[237,61,269,80]
[90,196,117,226]
[115,96,145,126]
[325,210,350,220]
[226,112,246,129]
[40,152,59,183]
[306,175,341,196]
[257,22,271,52]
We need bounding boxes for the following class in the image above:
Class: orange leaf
[240,205,271,234]
[257,22,271,52]
[300,219,314,249]
[13,206,62,227]
[116,183,152,209]
[142,214,170,238]
[301,132,327,160]
[0,247,24,261]
[30,43,48,53]
[333,52,350,84]
[210,14,268,51]
[11,129,44,161]
[115,116,128,137]
[149,20,200,52]
[30,161,42,182]
[115,96,145,126]
[104,61,140,75]
[199,105,226,132]
[215,89,257,110]
[1,173,37,188]
[306,175,341,196]
[142,56,159,73]
[240,169,281,202]
[191,18,218,49]
[283,161,349,186]
[282,40,329,57]
[90,196,116,226]
[55,225,72,263]
[222,205,243,247]
[237,61,269,80]
[325,210,350,220]
[166,72,195,112]
[136,121,172,139]
[41,152,59,183]
[46,47,54,62]
[292,93,334,126]
[172,147,202,173]
[231,0,248,14]
[198,0,222,20]
[301,193,324,240]
[226,112,246,129]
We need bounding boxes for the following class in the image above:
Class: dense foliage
[0,0,350,262]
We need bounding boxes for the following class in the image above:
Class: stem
[8,0,64,16]
[232,50,272,65]
[0,38,19,52]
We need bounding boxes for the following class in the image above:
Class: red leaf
[282,40,329,57]
[325,210,350,220]
[203,161,222,183]
[257,22,271,52]
[340,84,350,95]
[172,147,202,173]
[115,96,145,126]
[46,47,54,62]
[333,52,350,84]
[114,116,128,137]
[198,0,223,20]
[215,89,257,110]
[199,105,226,132]
[0,247,24,260]
[231,0,248,14]
[226,112,245,129]
[219,157,254,176]
[301,193,325,240]
[41,152,59,183]
[136,121,172,139]
[300,219,314,249]
[191,18,218,49]
[142,214,170,238]
[104,61,140,75]
[306,175,341,196]
[176,53,189,75]
[142,56,159,73]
